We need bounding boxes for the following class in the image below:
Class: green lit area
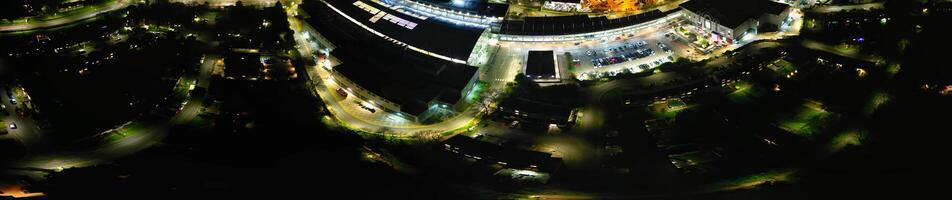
[829,129,866,153]
[864,91,891,115]
[776,100,832,137]
[707,169,799,192]
[726,80,765,104]
[105,122,148,142]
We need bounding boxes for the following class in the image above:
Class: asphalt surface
[0,88,46,149]
[0,0,131,32]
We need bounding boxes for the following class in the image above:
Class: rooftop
[223,53,264,79]
[526,51,558,80]
[680,0,789,28]
[499,97,574,125]
[444,135,563,171]
[331,48,477,115]
[318,0,485,61]
[500,8,677,35]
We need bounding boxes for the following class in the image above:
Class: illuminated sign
[354,1,417,30]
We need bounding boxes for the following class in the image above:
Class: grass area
[706,169,798,192]
[0,119,6,134]
[320,115,340,129]
[173,77,195,96]
[776,100,831,137]
[465,81,490,103]
[886,63,902,75]
[667,99,686,108]
[863,91,891,115]
[829,129,865,153]
[648,99,692,119]
[660,106,685,118]
[726,81,763,104]
[572,109,584,128]
[106,122,147,142]
[696,34,710,48]
[440,131,455,137]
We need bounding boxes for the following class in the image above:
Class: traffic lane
[197,55,219,87]
[0,0,130,32]
[7,124,167,170]
[0,88,45,148]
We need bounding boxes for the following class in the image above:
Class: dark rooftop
[330,47,477,116]
[499,97,574,125]
[444,135,563,171]
[304,1,477,116]
[680,0,789,28]
[320,0,485,61]
[526,51,557,79]
[500,8,678,35]
[223,53,263,79]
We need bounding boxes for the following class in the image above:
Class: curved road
[0,0,131,32]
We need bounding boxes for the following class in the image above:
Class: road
[0,88,46,149]
[810,2,884,13]
[800,39,881,63]
[0,0,132,32]
[170,54,217,125]
[8,124,170,171]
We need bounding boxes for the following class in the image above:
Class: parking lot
[495,22,707,83]
[569,29,691,80]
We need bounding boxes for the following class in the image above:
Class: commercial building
[543,0,588,13]
[525,51,561,82]
[303,0,482,122]
[321,0,488,62]
[679,0,793,42]
[497,8,682,42]
[498,97,576,128]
